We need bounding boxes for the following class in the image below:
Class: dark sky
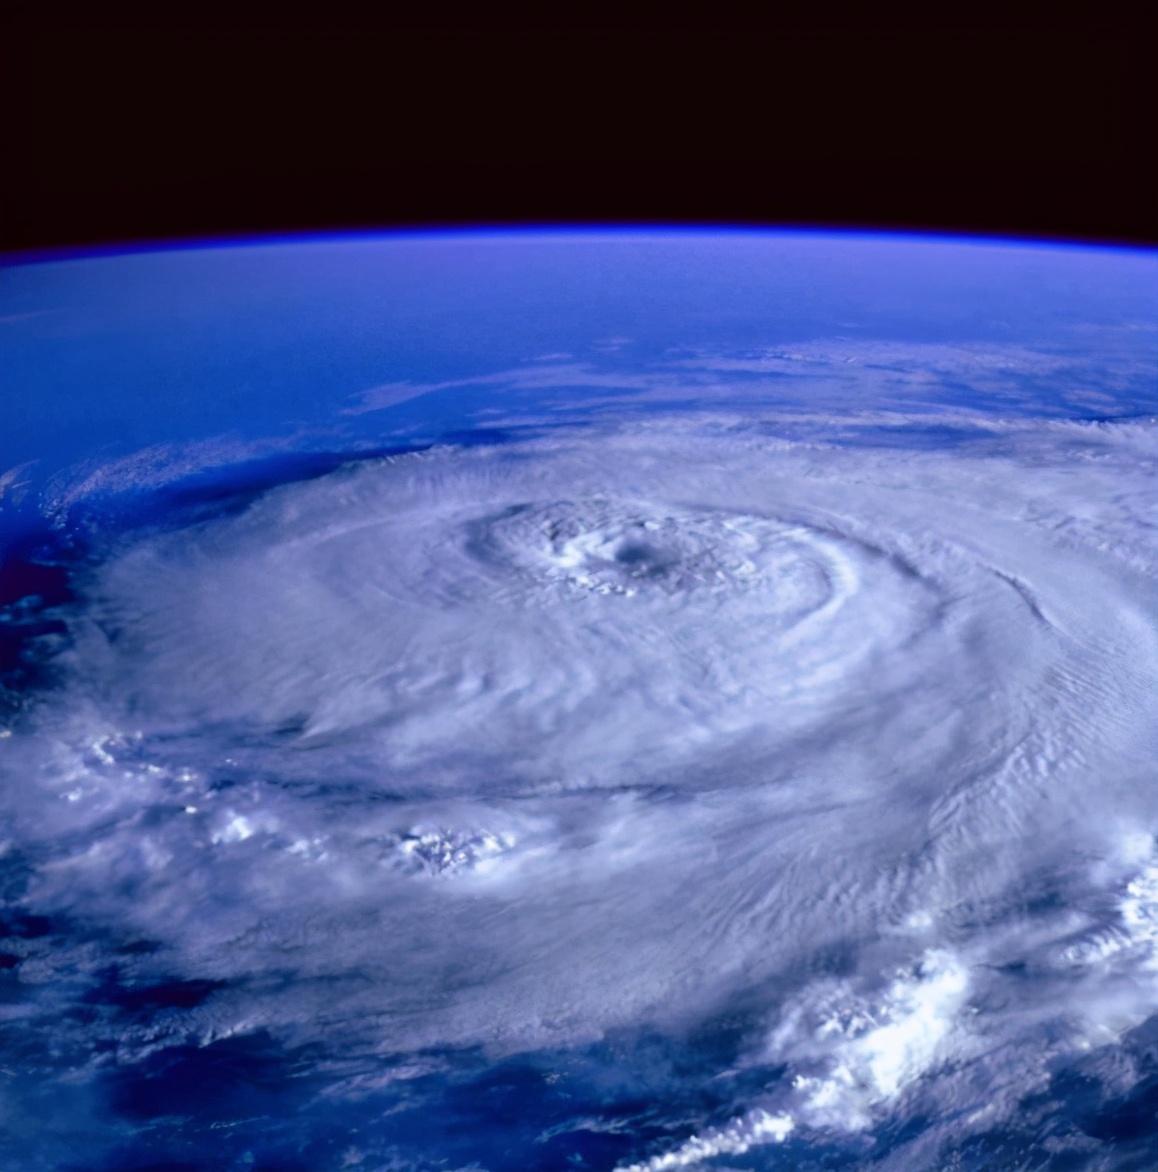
[3,14,1155,253]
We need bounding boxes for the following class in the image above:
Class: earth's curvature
[2,230,1158,1170]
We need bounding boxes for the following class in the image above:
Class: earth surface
[2,230,1158,1171]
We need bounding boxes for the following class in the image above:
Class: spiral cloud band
[7,394,1158,1166]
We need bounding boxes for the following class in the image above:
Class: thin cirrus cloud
[344,334,1158,421]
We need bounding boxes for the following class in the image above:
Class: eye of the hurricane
[475,498,834,602]
[612,540,664,569]
[556,531,672,588]
[543,512,689,592]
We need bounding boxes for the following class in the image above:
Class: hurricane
[2,231,1158,1170]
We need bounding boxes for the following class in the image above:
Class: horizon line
[4,221,1157,267]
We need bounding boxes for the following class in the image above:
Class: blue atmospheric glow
[5,222,1158,268]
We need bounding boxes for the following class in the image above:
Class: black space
[3,14,1155,254]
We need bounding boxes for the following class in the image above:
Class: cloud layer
[5,403,1158,1166]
